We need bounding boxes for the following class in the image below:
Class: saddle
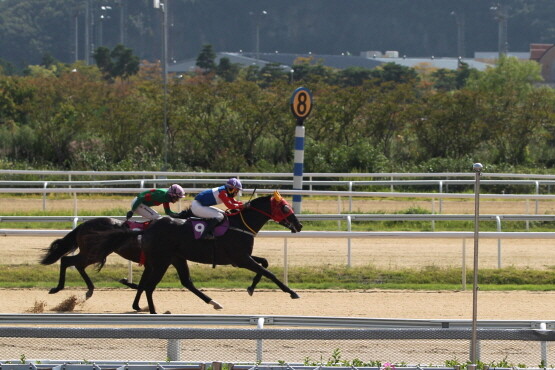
[124,220,151,231]
[189,217,230,240]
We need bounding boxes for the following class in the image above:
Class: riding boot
[201,218,220,240]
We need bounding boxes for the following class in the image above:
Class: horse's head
[268,191,303,233]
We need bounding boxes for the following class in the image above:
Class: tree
[93,44,140,82]
[216,57,240,82]
[371,63,418,84]
[466,56,545,164]
[337,66,373,86]
[196,44,216,74]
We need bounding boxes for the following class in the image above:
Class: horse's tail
[85,228,140,271]
[40,226,81,265]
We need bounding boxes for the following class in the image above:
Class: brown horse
[91,191,303,314]
[40,209,192,299]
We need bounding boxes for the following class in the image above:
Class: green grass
[4,204,555,291]
[4,264,555,291]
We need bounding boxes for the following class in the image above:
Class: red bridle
[245,197,293,222]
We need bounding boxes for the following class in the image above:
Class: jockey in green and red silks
[127,184,185,221]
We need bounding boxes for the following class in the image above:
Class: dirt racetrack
[1,287,555,320]
[1,196,555,319]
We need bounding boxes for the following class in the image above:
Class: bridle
[229,193,298,235]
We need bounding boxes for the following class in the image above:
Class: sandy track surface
[2,287,555,320]
[1,196,555,319]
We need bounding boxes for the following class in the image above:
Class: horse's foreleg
[131,267,150,311]
[140,261,172,314]
[247,256,269,296]
[132,287,145,312]
[172,258,223,310]
[237,256,300,299]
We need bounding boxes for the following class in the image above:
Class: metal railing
[0,314,553,366]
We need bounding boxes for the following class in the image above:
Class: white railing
[0,187,554,216]
[0,314,553,364]
[4,169,555,179]
[0,313,550,329]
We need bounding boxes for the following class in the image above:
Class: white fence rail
[5,169,555,179]
[0,313,550,329]
[0,314,553,365]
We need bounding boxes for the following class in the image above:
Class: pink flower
[381,362,396,370]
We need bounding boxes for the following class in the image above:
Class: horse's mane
[175,207,193,219]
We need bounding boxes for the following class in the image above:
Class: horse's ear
[272,190,283,202]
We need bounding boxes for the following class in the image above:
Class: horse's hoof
[85,290,93,300]
[247,287,254,296]
[209,300,223,310]
[290,292,300,299]
[119,278,128,284]
[132,305,141,311]
[48,288,60,294]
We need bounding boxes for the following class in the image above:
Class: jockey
[126,184,185,221]
[192,177,244,239]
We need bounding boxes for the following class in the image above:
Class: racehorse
[92,191,303,314]
[39,209,192,299]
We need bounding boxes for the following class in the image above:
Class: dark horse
[92,191,303,314]
[40,210,193,299]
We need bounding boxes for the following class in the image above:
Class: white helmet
[168,184,185,198]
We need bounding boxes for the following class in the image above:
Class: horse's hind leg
[49,255,94,298]
[237,256,299,299]
[76,265,95,299]
[247,256,268,296]
[172,258,223,310]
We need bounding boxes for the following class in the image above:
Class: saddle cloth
[189,217,230,240]
[124,220,151,231]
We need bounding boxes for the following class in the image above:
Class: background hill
[1,0,554,69]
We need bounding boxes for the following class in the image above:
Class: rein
[228,204,277,236]
[238,211,258,235]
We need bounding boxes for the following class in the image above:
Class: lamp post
[450,10,465,58]
[117,0,125,45]
[98,5,112,47]
[85,0,91,64]
[154,0,169,170]
[491,3,508,58]
[73,10,79,62]
[250,10,268,60]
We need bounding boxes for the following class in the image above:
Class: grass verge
[2,264,555,291]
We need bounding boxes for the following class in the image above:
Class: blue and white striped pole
[292,125,305,212]
[290,87,313,214]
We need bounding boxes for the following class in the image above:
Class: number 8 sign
[290,87,313,124]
